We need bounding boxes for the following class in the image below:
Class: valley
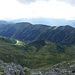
[0,22,75,75]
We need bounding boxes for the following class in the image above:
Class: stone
[24,67,31,72]
[0,72,3,75]
[31,71,42,75]
[17,65,25,75]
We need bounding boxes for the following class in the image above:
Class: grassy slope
[0,36,75,70]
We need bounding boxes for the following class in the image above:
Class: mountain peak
[16,22,32,25]
[65,25,73,28]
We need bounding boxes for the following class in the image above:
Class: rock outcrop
[0,60,30,75]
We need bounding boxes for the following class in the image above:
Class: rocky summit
[0,60,31,75]
[1,60,75,75]
[31,60,75,75]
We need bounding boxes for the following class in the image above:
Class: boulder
[31,71,42,75]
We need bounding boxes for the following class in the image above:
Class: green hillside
[0,22,75,45]
[0,36,75,70]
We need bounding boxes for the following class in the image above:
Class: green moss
[24,70,31,75]
[0,68,4,72]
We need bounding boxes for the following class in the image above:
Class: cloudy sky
[0,0,75,20]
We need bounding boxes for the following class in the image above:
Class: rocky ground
[0,60,75,75]
[0,60,31,75]
[31,60,75,75]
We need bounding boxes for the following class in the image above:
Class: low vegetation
[0,36,75,71]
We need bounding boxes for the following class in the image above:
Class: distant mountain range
[0,21,75,45]
[11,18,75,27]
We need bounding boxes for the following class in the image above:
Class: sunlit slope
[0,22,75,45]
[0,36,75,69]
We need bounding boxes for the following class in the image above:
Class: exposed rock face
[31,71,42,75]
[0,60,75,75]
[43,70,57,75]
[24,67,31,72]
[30,61,75,75]
[0,60,26,75]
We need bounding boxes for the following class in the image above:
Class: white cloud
[58,0,75,6]
[18,0,75,6]
[18,0,50,4]
[18,0,36,4]
[0,0,75,20]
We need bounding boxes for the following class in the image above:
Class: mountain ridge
[10,18,75,27]
[0,21,74,45]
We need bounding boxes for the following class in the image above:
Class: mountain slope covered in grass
[0,36,75,70]
[0,22,75,45]
[0,21,75,72]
